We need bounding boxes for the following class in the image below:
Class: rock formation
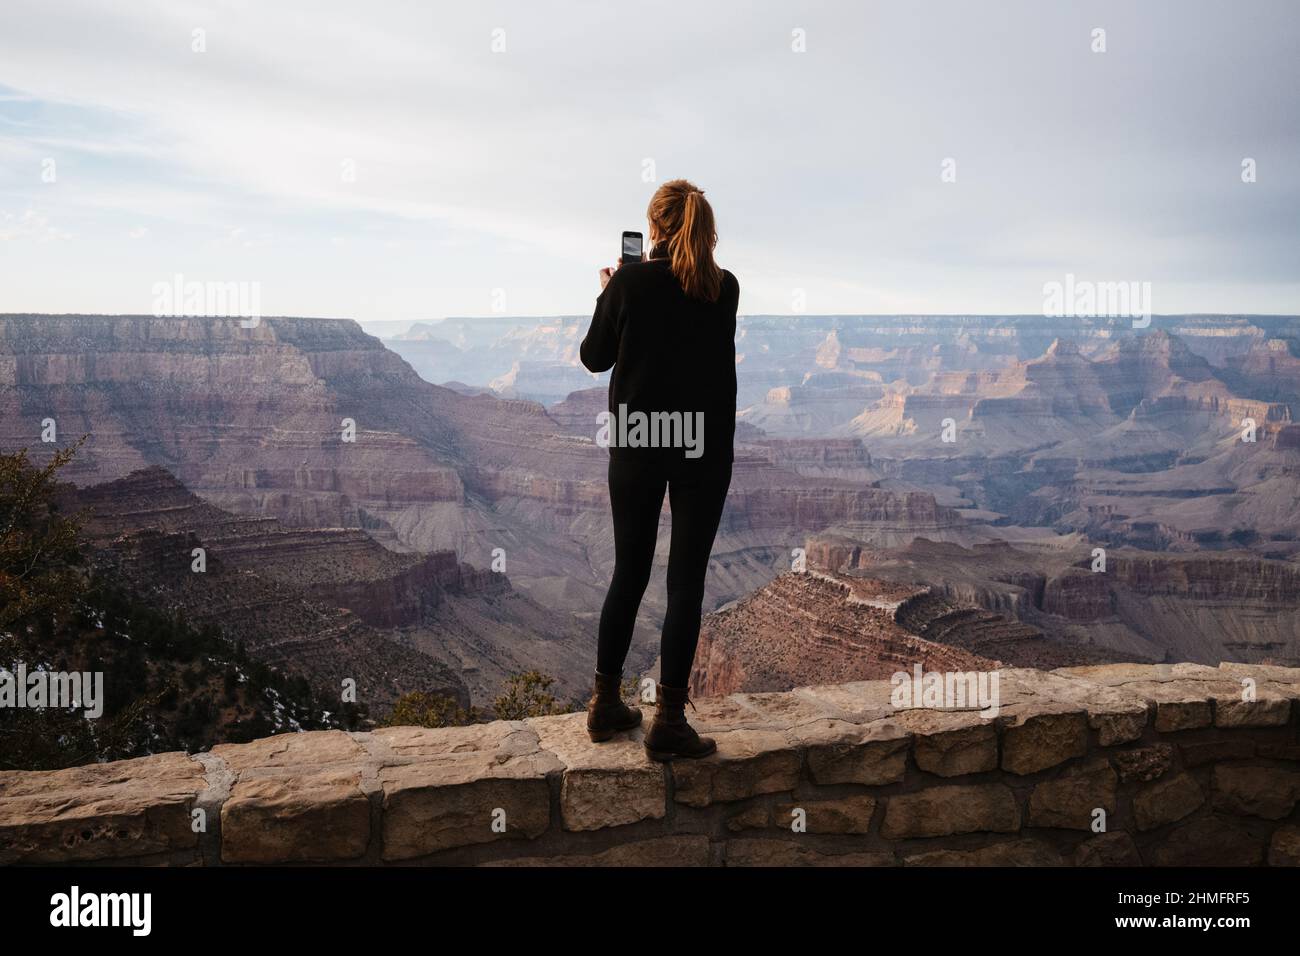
[690,564,1119,697]
[64,466,593,709]
[690,572,1002,697]
[805,535,1300,669]
[0,315,970,682]
[63,467,472,712]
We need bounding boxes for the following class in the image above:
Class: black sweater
[580,246,738,464]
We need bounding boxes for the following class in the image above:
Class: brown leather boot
[644,683,717,761]
[586,670,643,742]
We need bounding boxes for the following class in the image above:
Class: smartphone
[621,230,643,265]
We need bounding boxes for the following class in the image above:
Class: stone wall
[2,663,1299,866]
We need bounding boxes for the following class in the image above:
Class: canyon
[5,312,1300,724]
[1,315,977,704]
[383,312,1300,695]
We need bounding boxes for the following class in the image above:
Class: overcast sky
[1,0,1297,323]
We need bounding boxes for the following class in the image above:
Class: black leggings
[595,456,733,687]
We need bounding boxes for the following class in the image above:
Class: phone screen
[622,233,643,261]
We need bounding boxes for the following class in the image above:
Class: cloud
[0,0,1296,317]
[0,208,72,242]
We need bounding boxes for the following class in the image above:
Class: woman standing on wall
[579,179,739,761]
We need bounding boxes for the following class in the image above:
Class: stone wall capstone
[2,663,1299,866]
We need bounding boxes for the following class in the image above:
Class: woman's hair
[646,179,723,302]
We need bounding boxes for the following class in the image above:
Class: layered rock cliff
[804,534,1300,670]
[1,316,974,683]
[64,467,593,710]
[0,316,961,598]
[690,564,1119,698]
[71,467,510,627]
[690,572,1001,697]
[63,467,472,712]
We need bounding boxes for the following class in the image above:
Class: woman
[579,179,739,761]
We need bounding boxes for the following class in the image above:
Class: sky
[1,0,1297,324]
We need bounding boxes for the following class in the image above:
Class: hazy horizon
[6,313,1300,346]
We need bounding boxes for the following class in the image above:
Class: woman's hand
[599,253,645,289]
[599,259,621,290]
